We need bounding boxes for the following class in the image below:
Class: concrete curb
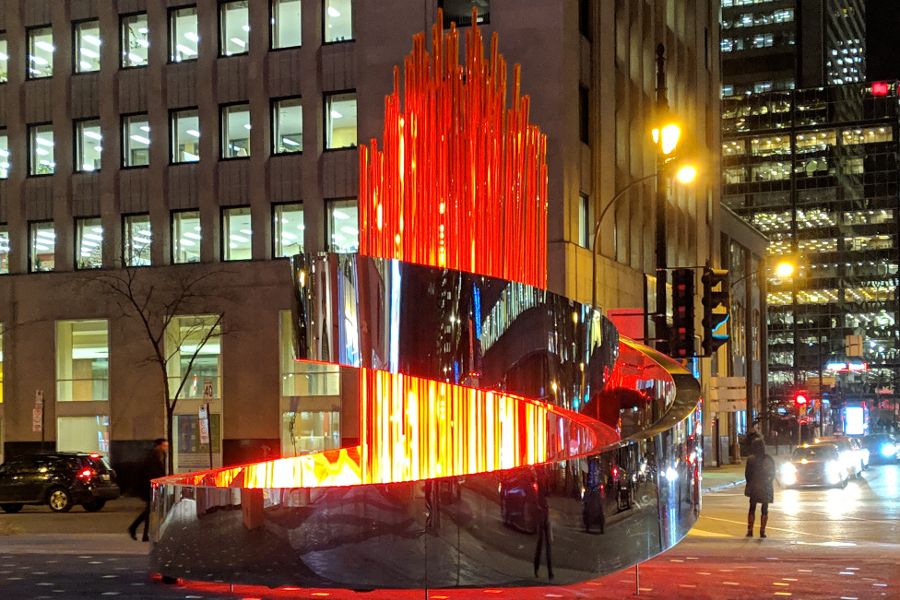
[702,478,746,494]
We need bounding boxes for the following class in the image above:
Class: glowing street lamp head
[652,123,681,156]
[674,164,697,184]
[774,260,795,279]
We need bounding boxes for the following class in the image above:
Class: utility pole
[653,43,670,355]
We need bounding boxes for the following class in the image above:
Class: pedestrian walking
[128,438,168,542]
[744,437,775,538]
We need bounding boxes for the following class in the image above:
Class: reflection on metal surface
[150,9,702,591]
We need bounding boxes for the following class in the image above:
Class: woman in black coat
[744,437,775,538]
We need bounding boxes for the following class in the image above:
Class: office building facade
[0,1,722,475]
[722,81,900,410]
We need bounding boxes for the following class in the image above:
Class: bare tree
[94,263,225,474]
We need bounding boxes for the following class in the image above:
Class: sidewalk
[701,462,745,493]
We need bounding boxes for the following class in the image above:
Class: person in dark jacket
[744,437,775,538]
[128,438,168,542]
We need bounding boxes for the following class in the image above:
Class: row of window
[0,199,359,274]
[722,127,895,157]
[0,93,356,177]
[0,0,352,82]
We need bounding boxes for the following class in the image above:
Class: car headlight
[825,460,842,484]
[882,443,896,457]
[780,463,797,485]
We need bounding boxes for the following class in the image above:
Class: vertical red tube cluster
[359,9,549,289]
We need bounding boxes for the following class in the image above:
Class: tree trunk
[166,406,175,475]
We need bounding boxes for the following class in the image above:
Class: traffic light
[670,268,695,358]
[794,391,809,408]
[701,265,730,356]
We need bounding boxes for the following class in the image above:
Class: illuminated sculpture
[151,11,702,592]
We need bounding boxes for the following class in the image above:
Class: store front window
[56,320,109,402]
[57,416,110,454]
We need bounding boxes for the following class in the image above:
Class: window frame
[270,0,303,50]
[322,0,354,44]
[72,19,102,75]
[272,201,304,258]
[74,117,103,174]
[122,212,152,267]
[221,205,253,262]
[0,30,8,84]
[168,4,200,64]
[325,197,358,253]
[121,112,151,169]
[323,89,357,151]
[27,121,55,177]
[74,215,104,270]
[218,0,251,57]
[171,208,202,264]
[119,12,150,70]
[169,106,201,165]
[219,101,252,160]
[28,219,55,273]
[271,95,303,155]
[26,24,54,80]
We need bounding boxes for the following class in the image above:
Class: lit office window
[171,109,200,163]
[75,119,103,172]
[577,193,593,248]
[28,124,55,176]
[170,6,199,62]
[172,210,201,264]
[121,13,149,68]
[124,213,152,266]
[27,26,54,79]
[122,114,150,167]
[0,225,9,274]
[325,93,357,149]
[439,0,490,27]
[324,0,353,42]
[74,20,101,73]
[0,129,8,179]
[29,221,55,272]
[273,98,302,153]
[274,203,304,257]
[57,320,109,402]
[221,104,251,158]
[76,217,103,270]
[0,33,7,82]
[272,0,302,48]
[223,206,252,261]
[220,1,250,56]
[327,199,358,252]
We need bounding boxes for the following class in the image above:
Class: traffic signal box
[794,391,809,408]
[701,265,730,356]
[670,268,695,358]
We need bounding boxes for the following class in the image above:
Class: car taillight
[77,467,95,481]
[89,453,101,459]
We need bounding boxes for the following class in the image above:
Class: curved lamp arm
[590,172,659,308]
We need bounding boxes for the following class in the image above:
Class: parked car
[498,470,538,534]
[862,433,900,464]
[0,453,120,513]
[779,444,848,489]
[814,436,867,478]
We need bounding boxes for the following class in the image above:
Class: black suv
[0,453,120,513]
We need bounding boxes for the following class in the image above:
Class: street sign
[198,405,210,445]
[708,376,746,412]
[32,390,44,433]
[203,380,214,399]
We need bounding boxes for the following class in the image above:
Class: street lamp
[729,259,797,290]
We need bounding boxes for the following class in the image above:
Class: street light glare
[775,260,795,279]
[675,164,697,184]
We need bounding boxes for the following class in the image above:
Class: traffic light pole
[653,43,670,355]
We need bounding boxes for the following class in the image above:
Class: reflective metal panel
[150,255,702,589]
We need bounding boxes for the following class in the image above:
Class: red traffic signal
[794,391,809,407]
